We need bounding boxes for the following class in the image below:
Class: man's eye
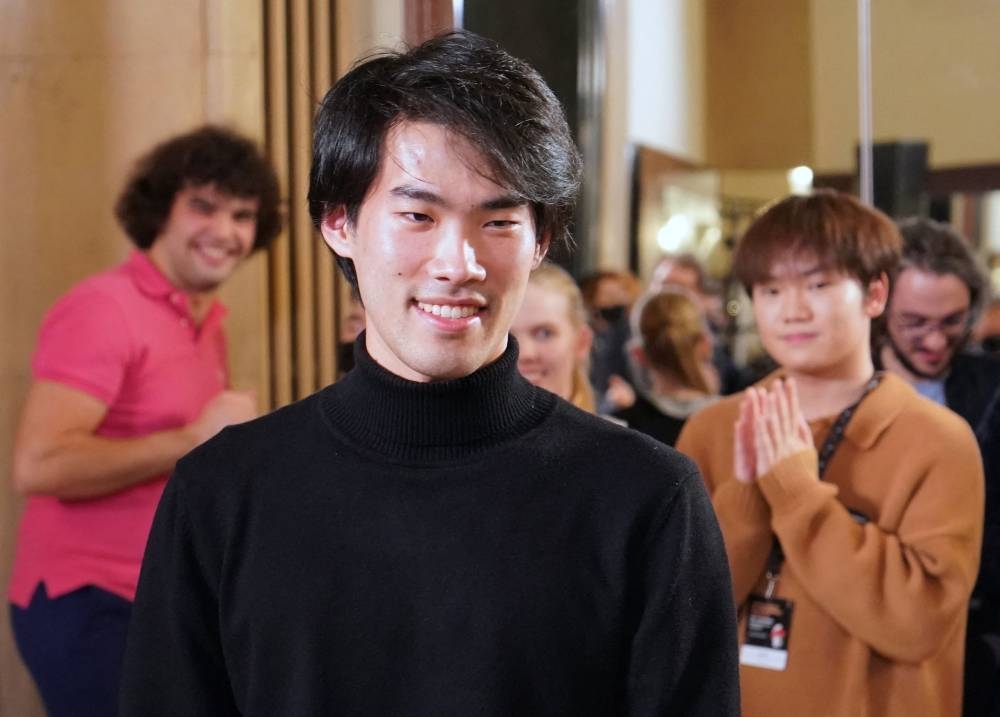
[807,282,829,291]
[403,212,432,223]
[485,219,517,229]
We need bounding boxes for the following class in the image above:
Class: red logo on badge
[769,622,786,649]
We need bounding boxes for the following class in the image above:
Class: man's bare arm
[12,381,256,501]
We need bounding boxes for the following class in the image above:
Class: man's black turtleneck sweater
[121,338,739,716]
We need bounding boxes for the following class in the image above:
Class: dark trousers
[10,583,132,717]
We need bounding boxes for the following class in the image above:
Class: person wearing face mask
[511,262,595,412]
[613,290,720,446]
[875,217,1000,717]
[580,269,642,412]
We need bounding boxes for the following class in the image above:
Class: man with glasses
[877,217,1000,717]
[879,218,997,413]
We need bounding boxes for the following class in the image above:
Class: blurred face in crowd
[883,268,971,379]
[148,183,258,295]
[592,276,633,311]
[321,121,546,382]
[511,281,592,400]
[751,253,887,379]
[649,258,701,297]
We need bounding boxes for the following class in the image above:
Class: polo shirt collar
[124,250,228,325]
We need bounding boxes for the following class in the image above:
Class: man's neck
[144,249,216,325]
[879,343,918,384]
[187,291,215,325]
[785,358,876,422]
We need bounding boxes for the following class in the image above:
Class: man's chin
[913,362,949,380]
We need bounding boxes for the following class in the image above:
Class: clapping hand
[734,378,813,483]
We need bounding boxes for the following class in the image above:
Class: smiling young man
[677,191,984,717]
[120,32,739,716]
[8,126,281,717]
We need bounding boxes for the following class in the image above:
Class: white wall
[627,0,705,163]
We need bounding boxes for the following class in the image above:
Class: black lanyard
[762,374,882,598]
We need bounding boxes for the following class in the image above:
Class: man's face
[751,254,887,378]
[321,121,546,383]
[650,259,700,296]
[884,268,971,379]
[148,183,258,294]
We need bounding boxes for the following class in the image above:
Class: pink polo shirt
[8,251,229,607]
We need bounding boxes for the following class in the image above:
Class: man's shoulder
[177,392,326,480]
[544,401,701,483]
[882,374,977,445]
[46,263,138,317]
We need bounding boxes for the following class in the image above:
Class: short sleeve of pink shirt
[32,287,134,406]
[10,253,229,607]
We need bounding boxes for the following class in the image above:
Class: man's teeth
[198,245,229,259]
[417,302,479,319]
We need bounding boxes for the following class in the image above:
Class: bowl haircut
[733,189,901,296]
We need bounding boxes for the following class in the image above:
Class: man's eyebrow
[480,194,527,211]
[389,185,446,205]
[900,309,969,320]
[759,264,825,283]
[389,185,526,211]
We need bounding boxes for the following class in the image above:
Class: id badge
[739,594,794,671]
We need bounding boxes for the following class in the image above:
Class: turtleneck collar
[319,334,556,463]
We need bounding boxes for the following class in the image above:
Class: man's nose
[210,211,239,239]
[517,337,537,360]
[429,228,487,284]
[921,328,949,351]
[782,289,811,321]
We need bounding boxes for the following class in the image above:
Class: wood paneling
[264,0,339,401]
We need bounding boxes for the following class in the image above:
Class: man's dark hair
[308,31,582,289]
[115,125,283,251]
[894,217,989,324]
[734,189,901,295]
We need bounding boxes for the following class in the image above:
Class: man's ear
[865,272,890,318]
[532,232,551,269]
[320,206,353,258]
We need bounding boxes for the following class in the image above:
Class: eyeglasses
[891,310,970,339]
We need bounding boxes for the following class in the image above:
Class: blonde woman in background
[511,262,595,412]
[613,290,719,445]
